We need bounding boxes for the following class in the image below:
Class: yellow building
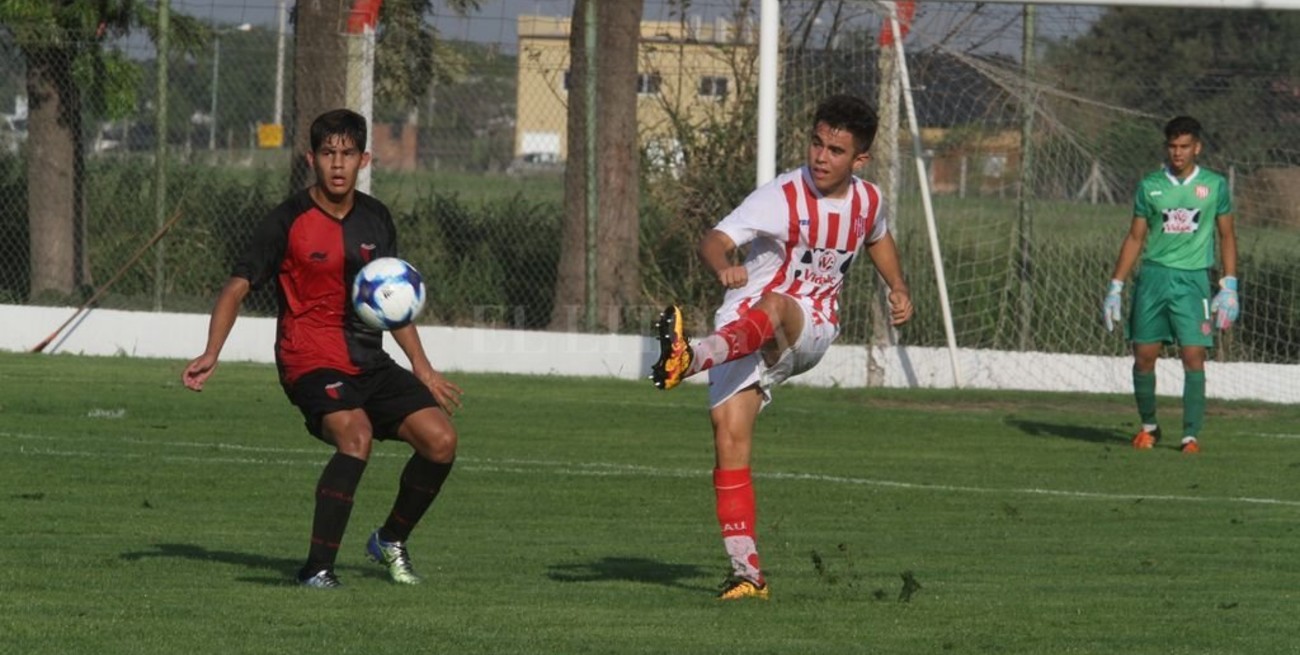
[514,13,756,164]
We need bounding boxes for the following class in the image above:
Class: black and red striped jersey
[233,188,398,384]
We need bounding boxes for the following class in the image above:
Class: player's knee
[320,410,374,459]
[424,427,458,462]
[404,411,458,462]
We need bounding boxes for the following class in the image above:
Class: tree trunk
[289,0,351,192]
[25,47,78,300]
[551,0,644,332]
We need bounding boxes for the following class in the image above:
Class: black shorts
[284,362,438,441]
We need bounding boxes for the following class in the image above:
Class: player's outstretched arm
[866,233,914,325]
[391,324,463,414]
[182,276,251,391]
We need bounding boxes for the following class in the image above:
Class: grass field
[2,352,1299,654]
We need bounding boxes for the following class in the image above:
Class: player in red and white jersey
[651,95,913,600]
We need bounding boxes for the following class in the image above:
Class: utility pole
[274,0,287,128]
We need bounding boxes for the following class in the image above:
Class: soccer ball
[351,257,427,330]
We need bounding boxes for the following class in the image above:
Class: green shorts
[1128,263,1213,347]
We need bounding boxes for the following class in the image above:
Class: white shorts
[706,296,838,409]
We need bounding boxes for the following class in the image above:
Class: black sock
[378,455,454,543]
[302,453,367,576]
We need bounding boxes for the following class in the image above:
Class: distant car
[507,151,564,175]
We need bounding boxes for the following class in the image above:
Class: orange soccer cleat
[717,577,769,601]
[1132,427,1161,450]
[651,305,693,390]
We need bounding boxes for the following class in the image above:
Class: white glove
[1102,279,1123,332]
[1210,276,1239,330]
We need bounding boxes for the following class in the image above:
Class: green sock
[1133,369,1157,426]
[1183,370,1206,438]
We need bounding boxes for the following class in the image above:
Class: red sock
[713,467,763,584]
[691,311,776,374]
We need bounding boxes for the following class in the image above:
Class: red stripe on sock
[717,311,775,362]
[713,467,756,538]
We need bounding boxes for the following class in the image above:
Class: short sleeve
[231,199,294,290]
[713,181,791,248]
[1216,177,1232,216]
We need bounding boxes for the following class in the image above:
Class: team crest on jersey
[853,214,868,241]
[1161,207,1200,234]
[360,243,377,263]
[1195,185,1209,200]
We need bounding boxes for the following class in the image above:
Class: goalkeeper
[1102,115,1237,454]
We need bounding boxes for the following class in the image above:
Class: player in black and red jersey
[183,109,461,588]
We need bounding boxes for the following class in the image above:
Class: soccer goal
[761,0,1300,402]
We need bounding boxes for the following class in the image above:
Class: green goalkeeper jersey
[1132,165,1232,270]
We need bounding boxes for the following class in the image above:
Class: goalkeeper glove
[1210,276,1239,330]
[1102,279,1123,332]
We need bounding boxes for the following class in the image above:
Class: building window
[698,76,728,98]
[637,73,662,95]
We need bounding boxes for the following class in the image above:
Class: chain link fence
[2,1,1298,369]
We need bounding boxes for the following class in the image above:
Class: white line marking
[6,430,1300,508]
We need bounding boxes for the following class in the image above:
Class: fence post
[153,0,170,311]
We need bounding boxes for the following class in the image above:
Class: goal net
[774,0,1300,400]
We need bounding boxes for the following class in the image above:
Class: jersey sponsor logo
[309,251,328,262]
[1161,207,1201,234]
[1150,190,1163,197]
[1195,184,1209,199]
[817,250,838,274]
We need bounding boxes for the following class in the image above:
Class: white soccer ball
[351,257,427,330]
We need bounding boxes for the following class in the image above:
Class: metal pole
[1017,5,1035,350]
[274,0,287,128]
[889,11,962,387]
[583,0,598,332]
[755,0,779,187]
[209,35,219,150]
[153,0,170,311]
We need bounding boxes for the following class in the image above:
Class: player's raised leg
[652,294,802,391]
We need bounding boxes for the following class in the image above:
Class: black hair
[1164,115,1202,142]
[310,108,368,152]
[813,94,879,154]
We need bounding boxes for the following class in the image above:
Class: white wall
[2,304,1295,403]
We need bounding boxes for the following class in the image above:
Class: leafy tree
[1045,7,1300,172]
[0,0,202,300]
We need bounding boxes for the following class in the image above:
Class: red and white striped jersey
[713,166,889,326]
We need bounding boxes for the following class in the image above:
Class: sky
[182,0,738,37]
[178,1,1101,59]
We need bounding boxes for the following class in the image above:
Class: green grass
[2,352,1299,654]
